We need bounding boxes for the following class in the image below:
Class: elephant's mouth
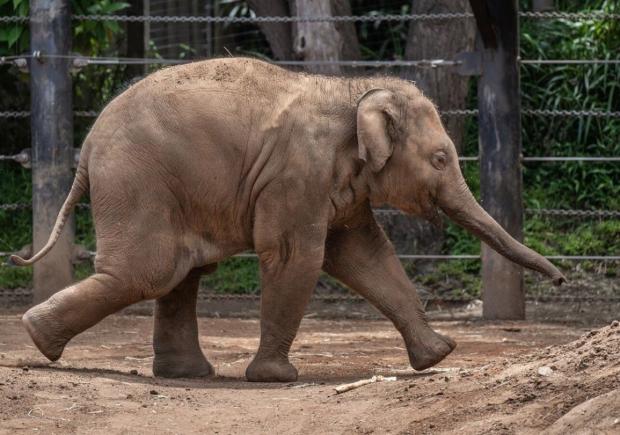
[422,199,443,228]
[411,191,442,228]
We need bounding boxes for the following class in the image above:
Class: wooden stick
[335,375,397,394]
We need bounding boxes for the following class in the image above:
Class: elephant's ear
[356,88,397,172]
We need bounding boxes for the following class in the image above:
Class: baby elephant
[11,58,565,382]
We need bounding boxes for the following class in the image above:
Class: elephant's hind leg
[152,266,215,378]
[22,272,143,361]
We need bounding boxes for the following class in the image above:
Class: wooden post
[125,0,145,78]
[30,0,74,303]
[144,0,150,58]
[474,0,525,319]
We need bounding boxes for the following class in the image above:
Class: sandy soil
[0,313,618,434]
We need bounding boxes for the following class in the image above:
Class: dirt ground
[0,313,618,434]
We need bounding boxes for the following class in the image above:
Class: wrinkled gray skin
[12,58,565,381]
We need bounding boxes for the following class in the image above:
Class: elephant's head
[356,86,566,286]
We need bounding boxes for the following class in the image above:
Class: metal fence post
[30,0,74,303]
[472,0,525,319]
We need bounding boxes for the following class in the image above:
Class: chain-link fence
[0,5,618,313]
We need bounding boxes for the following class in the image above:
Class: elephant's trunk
[437,176,566,286]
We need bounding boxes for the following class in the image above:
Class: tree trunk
[291,0,360,74]
[247,0,294,60]
[404,0,476,152]
[331,0,361,61]
[124,0,145,79]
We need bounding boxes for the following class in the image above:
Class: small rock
[22,366,29,372]
[129,369,138,375]
[537,366,554,377]
[611,320,619,328]
[149,390,158,395]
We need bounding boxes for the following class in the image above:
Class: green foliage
[417,260,482,300]
[520,0,620,210]
[357,4,411,60]
[0,0,28,53]
[0,0,129,55]
[201,258,260,294]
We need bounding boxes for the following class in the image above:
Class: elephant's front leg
[245,241,325,382]
[246,194,327,382]
[152,267,215,378]
[324,207,456,370]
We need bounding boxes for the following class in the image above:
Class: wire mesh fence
[0,6,618,311]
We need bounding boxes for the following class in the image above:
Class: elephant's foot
[407,328,456,371]
[22,303,72,362]
[245,356,298,382]
[152,352,214,378]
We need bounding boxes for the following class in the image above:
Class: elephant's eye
[431,151,447,170]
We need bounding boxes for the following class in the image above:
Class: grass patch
[201,258,260,294]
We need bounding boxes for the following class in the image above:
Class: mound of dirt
[361,320,620,433]
[528,319,620,433]
[491,319,620,432]
[546,389,620,434]
[502,319,619,380]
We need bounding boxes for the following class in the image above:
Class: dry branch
[334,375,397,394]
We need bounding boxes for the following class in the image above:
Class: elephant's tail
[9,163,89,266]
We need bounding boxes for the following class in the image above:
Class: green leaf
[6,25,22,47]
[106,2,130,13]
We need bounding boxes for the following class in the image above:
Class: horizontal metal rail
[373,208,620,219]
[521,59,620,65]
[6,109,620,119]
[1,248,617,262]
[0,150,30,165]
[4,203,617,219]
[6,53,620,70]
[194,293,620,303]
[519,11,620,20]
[62,54,465,68]
[71,13,474,23]
[273,59,460,68]
[522,109,620,118]
[522,156,620,162]
[545,255,620,261]
[525,208,620,218]
[4,11,619,24]
[83,251,618,261]
[0,16,28,23]
[0,111,29,118]
[2,109,478,118]
[0,203,29,211]
[1,152,618,165]
[0,287,618,305]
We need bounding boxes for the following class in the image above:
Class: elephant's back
[132,57,301,101]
